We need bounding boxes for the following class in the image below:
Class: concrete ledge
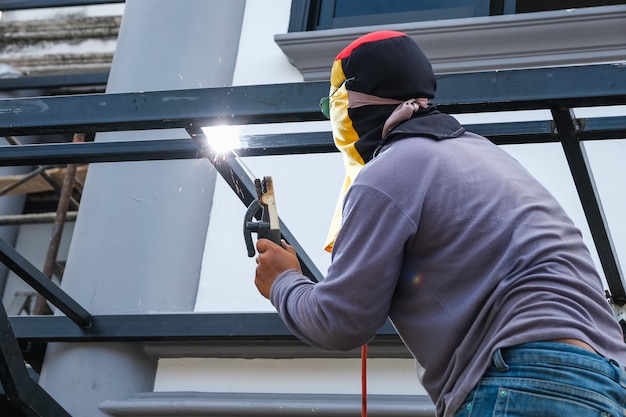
[0,15,120,74]
[275,5,626,80]
[99,392,435,416]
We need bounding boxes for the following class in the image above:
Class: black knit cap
[339,31,436,100]
[325,31,464,251]
[335,31,440,162]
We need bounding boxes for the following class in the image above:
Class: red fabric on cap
[335,30,407,60]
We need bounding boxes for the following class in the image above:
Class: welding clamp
[243,176,281,257]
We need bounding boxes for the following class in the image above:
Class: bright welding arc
[202,124,258,179]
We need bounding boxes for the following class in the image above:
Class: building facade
[0,1,625,416]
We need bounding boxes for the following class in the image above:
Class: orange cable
[361,344,368,417]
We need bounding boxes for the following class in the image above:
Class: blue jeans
[454,341,626,417]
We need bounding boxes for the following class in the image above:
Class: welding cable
[362,344,368,417]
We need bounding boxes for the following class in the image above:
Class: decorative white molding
[0,15,120,75]
[275,5,626,81]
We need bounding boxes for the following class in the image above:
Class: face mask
[323,30,437,252]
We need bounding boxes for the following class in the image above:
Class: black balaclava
[325,30,465,251]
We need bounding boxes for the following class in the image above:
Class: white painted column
[37,1,246,415]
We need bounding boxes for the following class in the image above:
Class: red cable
[361,344,368,417]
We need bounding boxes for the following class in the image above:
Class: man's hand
[255,238,301,299]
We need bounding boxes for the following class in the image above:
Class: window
[290,0,626,31]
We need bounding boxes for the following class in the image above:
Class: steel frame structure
[0,63,625,415]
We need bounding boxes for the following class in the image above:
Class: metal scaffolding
[0,63,624,416]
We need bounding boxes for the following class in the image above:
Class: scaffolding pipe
[0,165,59,196]
[33,133,84,315]
[0,212,78,226]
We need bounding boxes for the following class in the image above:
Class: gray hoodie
[270,131,626,417]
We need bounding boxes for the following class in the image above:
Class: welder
[254,31,626,417]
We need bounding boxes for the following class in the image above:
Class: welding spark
[201,124,257,179]
[202,125,243,155]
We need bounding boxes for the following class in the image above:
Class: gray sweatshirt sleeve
[270,183,418,350]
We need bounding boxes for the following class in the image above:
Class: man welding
[254,30,626,417]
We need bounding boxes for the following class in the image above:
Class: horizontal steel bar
[580,116,626,141]
[191,130,339,156]
[0,138,202,166]
[0,116,623,166]
[9,313,399,343]
[1,64,625,136]
[0,82,329,136]
[0,73,109,92]
[436,63,626,113]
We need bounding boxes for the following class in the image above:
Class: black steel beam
[0,82,329,137]
[436,63,626,113]
[579,116,626,141]
[1,64,625,137]
[0,58,622,417]
[10,313,294,342]
[0,116,623,166]
[0,64,622,348]
[0,73,109,93]
[551,107,626,304]
[0,138,202,166]
[0,238,91,326]
[9,313,399,343]
[0,303,71,417]
[190,130,339,157]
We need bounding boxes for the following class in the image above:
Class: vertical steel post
[551,107,626,304]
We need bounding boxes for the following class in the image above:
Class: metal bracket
[0,302,71,417]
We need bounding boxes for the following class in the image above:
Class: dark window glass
[334,0,489,19]
[291,0,626,31]
[333,0,484,17]
[515,0,625,13]
[320,0,490,29]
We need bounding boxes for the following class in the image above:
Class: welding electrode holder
[243,176,281,257]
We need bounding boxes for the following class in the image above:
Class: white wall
[155,357,426,396]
